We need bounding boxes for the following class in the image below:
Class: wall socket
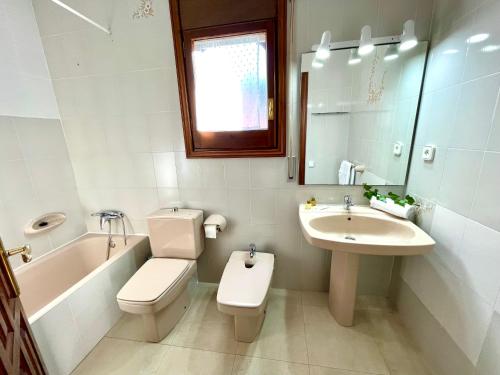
[422,145,436,161]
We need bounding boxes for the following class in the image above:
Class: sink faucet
[249,243,257,258]
[91,210,127,259]
[344,195,354,210]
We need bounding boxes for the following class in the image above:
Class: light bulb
[358,25,374,56]
[315,31,331,61]
[400,20,418,51]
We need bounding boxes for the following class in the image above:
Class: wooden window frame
[169,0,287,158]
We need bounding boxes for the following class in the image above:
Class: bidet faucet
[344,195,354,210]
[249,243,257,258]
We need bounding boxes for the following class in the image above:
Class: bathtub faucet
[91,210,127,259]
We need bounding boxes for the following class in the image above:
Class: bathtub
[15,233,150,375]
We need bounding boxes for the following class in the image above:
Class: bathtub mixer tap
[91,210,127,260]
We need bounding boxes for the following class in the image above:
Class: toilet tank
[147,209,204,259]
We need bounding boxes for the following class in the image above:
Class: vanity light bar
[49,0,111,35]
[311,35,400,52]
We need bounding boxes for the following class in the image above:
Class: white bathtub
[15,233,150,375]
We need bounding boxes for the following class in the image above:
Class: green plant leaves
[362,184,416,207]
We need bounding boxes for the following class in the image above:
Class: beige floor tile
[106,313,145,342]
[232,356,309,375]
[355,296,391,312]
[301,291,329,307]
[269,288,303,305]
[156,346,234,375]
[355,311,432,375]
[181,283,232,324]
[167,318,239,354]
[309,365,373,375]
[164,284,238,353]
[304,306,389,374]
[237,298,308,364]
[72,337,166,375]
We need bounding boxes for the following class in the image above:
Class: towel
[370,197,416,220]
[338,160,354,185]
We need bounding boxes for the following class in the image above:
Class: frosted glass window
[192,32,269,132]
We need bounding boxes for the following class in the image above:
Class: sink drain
[345,235,356,241]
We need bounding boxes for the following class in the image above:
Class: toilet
[116,208,204,343]
[217,250,274,342]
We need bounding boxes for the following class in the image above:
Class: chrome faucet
[249,243,257,258]
[344,195,354,210]
[91,210,127,260]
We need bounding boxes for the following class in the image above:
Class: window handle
[268,98,274,121]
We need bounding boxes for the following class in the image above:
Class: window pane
[192,32,268,132]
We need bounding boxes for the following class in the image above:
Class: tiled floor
[72,284,431,375]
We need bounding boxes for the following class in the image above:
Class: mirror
[299,42,428,186]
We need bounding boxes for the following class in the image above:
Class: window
[192,32,269,132]
[169,0,287,158]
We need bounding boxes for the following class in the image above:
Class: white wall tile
[402,254,493,364]
[225,159,250,189]
[200,160,226,189]
[470,152,500,231]
[250,190,277,225]
[463,0,500,81]
[15,117,69,159]
[457,220,500,305]
[414,86,460,148]
[406,147,446,201]
[429,205,467,274]
[153,153,177,188]
[449,75,500,150]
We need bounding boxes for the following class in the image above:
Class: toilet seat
[117,258,196,314]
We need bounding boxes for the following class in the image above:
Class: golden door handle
[0,239,31,297]
[6,244,32,263]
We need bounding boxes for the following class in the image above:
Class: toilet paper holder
[203,214,227,232]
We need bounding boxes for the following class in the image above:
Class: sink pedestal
[329,251,359,327]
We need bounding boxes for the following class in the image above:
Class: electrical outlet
[422,145,436,161]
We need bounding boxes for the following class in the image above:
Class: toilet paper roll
[203,214,227,239]
[205,224,218,239]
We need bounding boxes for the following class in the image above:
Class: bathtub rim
[15,232,149,324]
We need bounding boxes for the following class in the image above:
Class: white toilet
[217,250,274,342]
[117,208,204,343]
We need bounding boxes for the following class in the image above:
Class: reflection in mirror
[299,42,428,186]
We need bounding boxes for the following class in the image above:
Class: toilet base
[142,287,190,343]
[233,309,266,343]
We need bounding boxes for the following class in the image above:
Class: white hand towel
[370,197,416,220]
[338,160,354,185]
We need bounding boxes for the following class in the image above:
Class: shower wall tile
[0,116,87,268]
[0,0,58,119]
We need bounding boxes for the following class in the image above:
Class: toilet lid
[117,258,191,303]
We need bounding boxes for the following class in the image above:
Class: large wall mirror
[299,42,428,186]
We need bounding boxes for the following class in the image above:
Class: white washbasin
[300,204,434,256]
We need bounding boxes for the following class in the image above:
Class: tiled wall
[31,0,432,292]
[0,0,86,268]
[395,0,500,373]
[0,0,58,118]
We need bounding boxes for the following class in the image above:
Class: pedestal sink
[299,204,434,327]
